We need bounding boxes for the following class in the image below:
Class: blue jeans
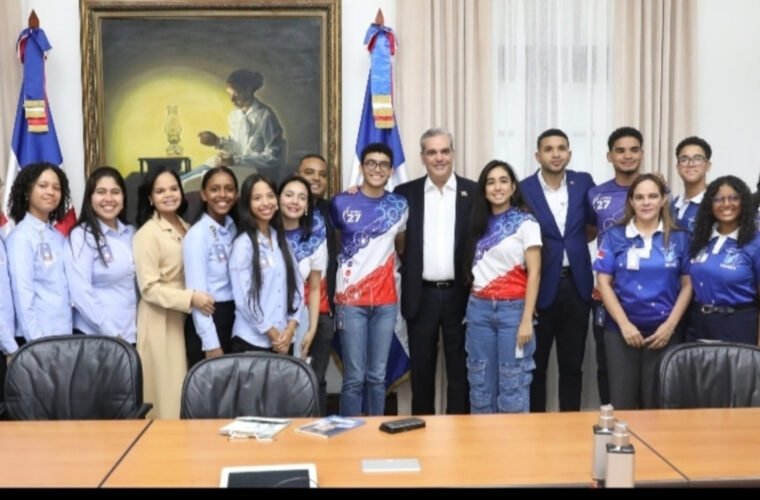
[465,296,536,413]
[337,303,397,416]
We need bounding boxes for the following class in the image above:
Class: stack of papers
[219,416,292,441]
[296,415,365,438]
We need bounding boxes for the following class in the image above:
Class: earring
[304,207,309,216]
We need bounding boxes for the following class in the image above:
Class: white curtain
[492,0,611,185]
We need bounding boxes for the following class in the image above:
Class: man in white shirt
[394,128,477,414]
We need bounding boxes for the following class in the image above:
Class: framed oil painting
[80,0,341,222]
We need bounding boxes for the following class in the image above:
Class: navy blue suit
[520,169,595,411]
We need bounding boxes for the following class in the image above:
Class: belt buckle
[700,304,716,314]
[436,281,448,289]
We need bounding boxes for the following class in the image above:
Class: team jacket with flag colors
[330,190,408,306]
[285,210,330,314]
[471,208,542,300]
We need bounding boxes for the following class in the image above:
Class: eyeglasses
[677,155,707,166]
[363,159,392,171]
[712,194,741,205]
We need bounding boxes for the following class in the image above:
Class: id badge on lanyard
[39,242,55,266]
[626,247,639,271]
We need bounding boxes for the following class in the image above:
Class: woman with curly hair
[5,162,73,341]
[688,175,760,344]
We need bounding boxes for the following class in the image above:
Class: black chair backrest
[180,352,320,419]
[4,335,151,420]
[656,342,760,409]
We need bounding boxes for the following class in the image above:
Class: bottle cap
[611,422,630,447]
[598,404,615,430]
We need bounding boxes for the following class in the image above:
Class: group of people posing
[1,126,758,419]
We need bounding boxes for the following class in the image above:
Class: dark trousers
[530,276,590,412]
[691,306,759,345]
[407,286,469,415]
[184,301,235,368]
[310,313,335,416]
[592,300,611,405]
[230,336,294,356]
[605,327,680,409]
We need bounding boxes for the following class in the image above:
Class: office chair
[656,341,760,409]
[1,335,152,420]
[180,352,320,419]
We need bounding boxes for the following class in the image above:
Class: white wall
[695,0,760,189]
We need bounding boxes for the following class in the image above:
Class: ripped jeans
[465,296,536,414]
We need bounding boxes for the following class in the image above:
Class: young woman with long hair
[64,166,137,342]
[182,166,238,366]
[463,160,542,414]
[229,174,301,354]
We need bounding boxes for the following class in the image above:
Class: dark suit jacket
[394,174,477,321]
[520,169,596,309]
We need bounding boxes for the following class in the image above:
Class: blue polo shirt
[689,228,760,306]
[671,192,704,235]
[593,221,690,335]
[588,179,629,241]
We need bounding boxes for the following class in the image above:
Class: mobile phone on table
[379,417,426,434]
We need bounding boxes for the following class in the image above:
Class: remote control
[379,417,426,434]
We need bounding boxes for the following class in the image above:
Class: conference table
[0,419,151,487]
[3,409,759,487]
[620,408,760,487]
[102,412,684,487]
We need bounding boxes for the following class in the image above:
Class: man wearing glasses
[330,143,408,416]
[394,128,476,415]
[671,137,712,234]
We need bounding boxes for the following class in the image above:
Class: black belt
[422,280,455,289]
[560,267,572,278]
[697,302,757,315]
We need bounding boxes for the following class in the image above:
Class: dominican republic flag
[347,23,408,191]
[1,26,75,237]
[335,21,410,395]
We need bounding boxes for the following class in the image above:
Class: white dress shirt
[422,174,457,281]
[538,171,570,266]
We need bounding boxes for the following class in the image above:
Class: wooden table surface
[0,419,151,487]
[620,408,760,486]
[103,412,685,487]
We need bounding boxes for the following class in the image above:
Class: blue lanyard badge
[38,242,55,265]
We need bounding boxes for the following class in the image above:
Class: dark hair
[753,174,760,214]
[619,173,681,246]
[226,69,263,98]
[297,153,327,166]
[71,166,127,265]
[8,162,71,223]
[277,175,314,241]
[464,160,531,286]
[675,136,712,160]
[537,128,569,150]
[235,174,300,317]
[607,127,643,151]
[690,175,756,257]
[136,166,188,227]
[360,142,394,166]
[192,166,239,224]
